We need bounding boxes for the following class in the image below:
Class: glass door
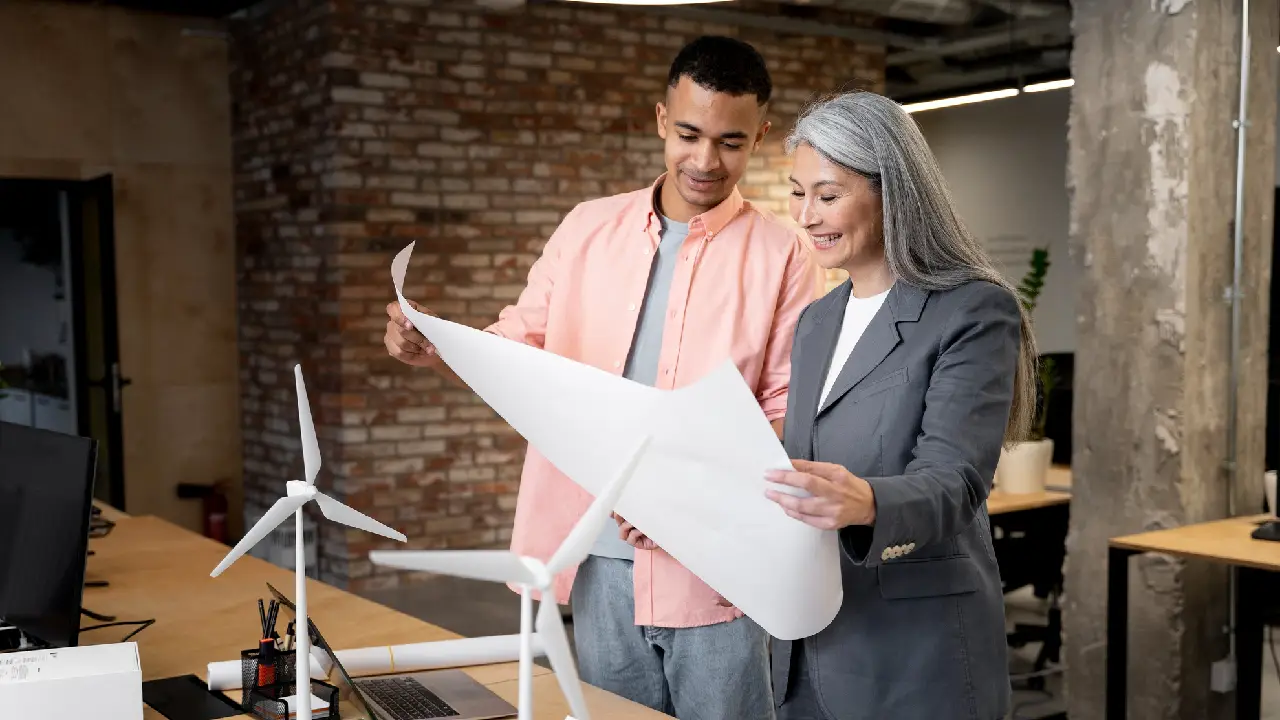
[0,181,78,437]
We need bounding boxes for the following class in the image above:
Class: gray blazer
[771,278,1017,720]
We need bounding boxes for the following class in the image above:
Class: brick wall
[231,0,341,579]
[232,0,884,591]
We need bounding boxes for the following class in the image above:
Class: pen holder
[240,648,339,719]
[239,648,298,709]
[245,678,340,720]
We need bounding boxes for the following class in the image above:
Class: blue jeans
[569,556,775,720]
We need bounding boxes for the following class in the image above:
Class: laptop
[265,582,516,720]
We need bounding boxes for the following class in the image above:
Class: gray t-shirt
[589,212,691,559]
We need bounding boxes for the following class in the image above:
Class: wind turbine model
[370,434,652,720]
[211,364,408,720]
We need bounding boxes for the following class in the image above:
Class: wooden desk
[987,489,1071,516]
[92,497,130,523]
[987,465,1072,516]
[80,514,664,719]
[1044,464,1073,491]
[1106,515,1280,719]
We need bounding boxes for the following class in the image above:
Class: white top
[818,287,891,408]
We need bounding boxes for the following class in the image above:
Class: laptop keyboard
[360,677,461,719]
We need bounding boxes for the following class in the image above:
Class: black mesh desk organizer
[240,646,339,719]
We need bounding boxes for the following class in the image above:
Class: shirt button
[613,361,620,369]
[629,303,636,311]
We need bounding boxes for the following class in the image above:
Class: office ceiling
[59,0,257,17]
[69,0,1071,101]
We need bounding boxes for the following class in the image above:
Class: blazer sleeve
[840,282,1021,567]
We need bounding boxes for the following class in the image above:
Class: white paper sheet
[206,635,543,691]
[391,242,842,641]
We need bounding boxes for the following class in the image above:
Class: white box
[0,641,143,720]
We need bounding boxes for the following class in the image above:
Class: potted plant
[995,247,1058,494]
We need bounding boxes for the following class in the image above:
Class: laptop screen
[265,582,380,720]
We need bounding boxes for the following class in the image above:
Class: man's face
[656,76,770,214]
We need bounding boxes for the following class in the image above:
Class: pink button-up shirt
[486,175,821,628]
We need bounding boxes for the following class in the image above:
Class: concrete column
[1064,0,1276,717]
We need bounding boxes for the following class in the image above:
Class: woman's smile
[809,232,843,251]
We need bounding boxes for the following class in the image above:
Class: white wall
[912,89,1077,353]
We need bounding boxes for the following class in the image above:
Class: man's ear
[754,119,772,151]
[655,101,668,140]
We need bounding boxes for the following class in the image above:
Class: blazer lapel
[791,282,849,460]
[817,281,928,417]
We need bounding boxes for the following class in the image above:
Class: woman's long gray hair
[785,91,1038,446]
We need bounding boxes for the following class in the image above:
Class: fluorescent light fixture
[901,88,1020,114]
[562,0,731,4]
[1024,78,1075,93]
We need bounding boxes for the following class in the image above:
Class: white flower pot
[995,439,1055,494]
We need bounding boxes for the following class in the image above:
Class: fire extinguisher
[176,480,230,544]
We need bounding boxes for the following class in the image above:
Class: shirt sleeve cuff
[838,475,903,568]
[759,396,787,422]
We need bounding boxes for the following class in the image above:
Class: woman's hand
[764,460,876,530]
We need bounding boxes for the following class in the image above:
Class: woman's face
[788,143,884,274]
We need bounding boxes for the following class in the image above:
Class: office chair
[992,503,1068,691]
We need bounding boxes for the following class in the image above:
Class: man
[385,36,819,719]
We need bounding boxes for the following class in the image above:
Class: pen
[258,599,267,637]
[266,600,278,638]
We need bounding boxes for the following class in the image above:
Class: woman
[763,91,1038,720]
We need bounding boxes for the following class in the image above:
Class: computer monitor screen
[0,420,98,648]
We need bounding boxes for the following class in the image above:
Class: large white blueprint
[390,242,842,640]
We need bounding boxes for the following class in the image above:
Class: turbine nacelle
[287,480,316,498]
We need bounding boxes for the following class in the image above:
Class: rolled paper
[206,634,544,691]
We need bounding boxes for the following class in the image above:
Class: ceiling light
[561,0,731,4]
[1024,78,1074,93]
[901,88,1020,114]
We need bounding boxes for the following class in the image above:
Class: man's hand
[384,301,469,388]
[385,300,439,367]
[613,512,656,550]
[611,515,735,609]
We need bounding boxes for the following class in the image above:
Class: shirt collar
[640,173,744,239]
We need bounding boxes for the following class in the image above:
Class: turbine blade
[295,364,320,485]
[314,492,407,542]
[211,494,309,576]
[536,598,590,720]
[546,434,652,575]
[368,550,539,586]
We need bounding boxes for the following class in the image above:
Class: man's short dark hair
[667,36,772,106]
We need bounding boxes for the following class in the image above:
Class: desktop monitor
[0,420,98,648]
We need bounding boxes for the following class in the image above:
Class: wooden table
[79,512,664,719]
[987,489,1071,516]
[1107,515,1280,719]
[988,465,1072,516]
